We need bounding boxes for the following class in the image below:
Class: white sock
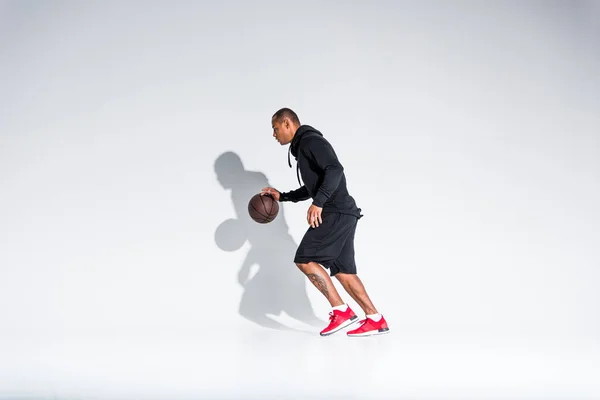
[332,304,348,312]
[366,313,382,322]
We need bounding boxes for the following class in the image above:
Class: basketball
[248,193,279,223]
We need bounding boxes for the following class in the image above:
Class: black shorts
[294,212,360,276]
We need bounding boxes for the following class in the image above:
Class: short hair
[272,108,300,125]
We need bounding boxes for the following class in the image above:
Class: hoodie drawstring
[296,164,301,186]
[288,145,302,187]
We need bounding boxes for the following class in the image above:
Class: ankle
[331,303,348,312]
[366,312,382,322]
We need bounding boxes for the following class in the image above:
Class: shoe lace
[328,311,337,323]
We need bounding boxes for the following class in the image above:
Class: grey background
[1,1,599,398]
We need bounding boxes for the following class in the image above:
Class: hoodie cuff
[312,192,327,208]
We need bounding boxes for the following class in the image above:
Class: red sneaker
[346,315,390,337]
[320,306,359,336]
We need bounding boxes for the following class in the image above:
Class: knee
[296,262,310,274]
[334,272,355,284]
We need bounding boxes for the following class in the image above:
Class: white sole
[347,328,390,337]
[320,316,359,336]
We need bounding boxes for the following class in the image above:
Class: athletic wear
[276,124,390,336]
[280,125,363,275]
[346,315,390,337]
[320,305,359,336]
[332,303,349,312]
[366,313,383,322]
[280,125,362,218]
[294,212,359,276]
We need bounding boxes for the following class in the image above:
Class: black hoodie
[280,125,362,218]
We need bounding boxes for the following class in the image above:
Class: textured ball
[248,193,279,223]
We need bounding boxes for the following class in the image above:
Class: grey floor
[1,322,599,400]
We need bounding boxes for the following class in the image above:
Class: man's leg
[297,261,359,336]
[296,262,345,307]
[332,235,390,335]
[339,271,390,336]
[330,216,381,317]
[294,214,362,336]
[334,273,378,315]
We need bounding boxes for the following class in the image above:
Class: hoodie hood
[287,125,324,168]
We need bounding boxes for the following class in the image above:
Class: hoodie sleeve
[280,186,310,202]
[304,138,344,207]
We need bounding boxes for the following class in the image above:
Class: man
[261,108,389,337]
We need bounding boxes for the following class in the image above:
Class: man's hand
[307,204,323,228]
[261,187,281,201]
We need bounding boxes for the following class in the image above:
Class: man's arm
[280,186,310,202]
[305,138,344,207]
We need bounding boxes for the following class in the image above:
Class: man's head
[271,108,300,145]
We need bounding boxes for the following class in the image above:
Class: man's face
[272,117,294,145]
